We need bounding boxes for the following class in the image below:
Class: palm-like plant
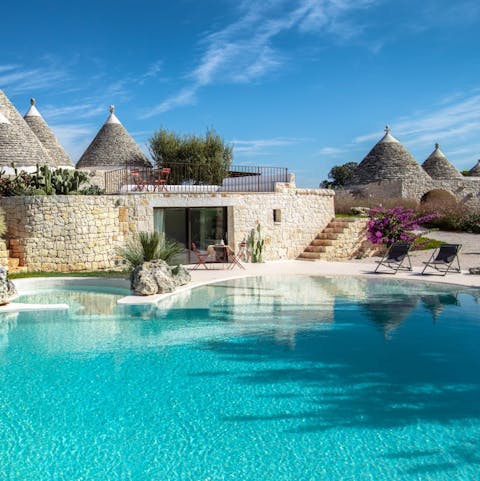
[118,231,183,268]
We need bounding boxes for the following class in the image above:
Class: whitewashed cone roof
[24,98,74,167]
[0,89,53,168]
[422,143,461,179]
[76,105,151,170]
[468,159,480,177]
[351,125,431,184]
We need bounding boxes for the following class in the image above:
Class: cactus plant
[0,164,95,197]
[247,223,265,263]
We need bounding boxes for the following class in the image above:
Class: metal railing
[104,162,289,194]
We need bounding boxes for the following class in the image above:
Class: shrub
[117,231,183,268]
[367,206,438,246]
[334,191,418,215]
[336,191,479,233]
[419,197,480,233]
[80,185,105,195]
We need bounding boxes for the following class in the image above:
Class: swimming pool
[1,276,479,480]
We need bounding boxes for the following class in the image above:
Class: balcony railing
[104,162,289,194]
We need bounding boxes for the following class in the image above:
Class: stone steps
[298,217,372,261]
[3,239,26,273]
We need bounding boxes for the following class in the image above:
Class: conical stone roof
[76,106,151,170]
[0,89,53,168]
[24,98,74,168]
[468,159,480,177]
[422,143,461,179]
[351,126,431,184]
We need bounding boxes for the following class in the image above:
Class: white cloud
[143,0,380,116]
[232,137,305,156]
[355,92,480,147]
[317,146,346,155]
[0,64,19,74]
[50,123,96,163]
[40,103,105,120]
[0,66,67,94]
[320,89,480,170]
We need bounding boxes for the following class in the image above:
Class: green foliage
[9,270,129,279]
[412,236,445,251]
[117,231,183,268]
[321,162,358,188]
[80,184,105,195]
[149,128,233,185]
[0,164,99,196]
[425,212,480,233]
[247,223,265,263]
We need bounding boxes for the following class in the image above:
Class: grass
[9,270,129,280]
[413,236,446,251]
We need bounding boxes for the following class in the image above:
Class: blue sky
[1,0,479,186]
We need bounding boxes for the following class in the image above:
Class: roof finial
[109,104,115,114]
[385,124,391,134]
[30,98,36,106]
[435,142,439,150]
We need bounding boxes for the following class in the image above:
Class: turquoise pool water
[1,277,479,480]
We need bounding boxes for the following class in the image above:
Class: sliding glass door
[154,207,227,263]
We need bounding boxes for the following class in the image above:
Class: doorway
[154,207,228,263]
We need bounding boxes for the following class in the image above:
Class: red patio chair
[191,242,209,270]
[130,168,146,192]
[153,168,170,192]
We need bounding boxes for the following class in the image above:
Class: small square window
[273,209,282,223]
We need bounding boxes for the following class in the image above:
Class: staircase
[1,239,27,273]
[298,217,377,261]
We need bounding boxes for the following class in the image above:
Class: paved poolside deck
[186,259,480,288]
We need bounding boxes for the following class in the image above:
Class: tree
[320,162,358,188]
[149,128,233,185]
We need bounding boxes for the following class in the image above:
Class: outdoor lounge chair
[421,244,462,276]
[374,242,412,274]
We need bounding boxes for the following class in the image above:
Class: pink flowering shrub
[367,206,438,246]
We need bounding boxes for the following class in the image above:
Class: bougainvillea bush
[367,206,438,246]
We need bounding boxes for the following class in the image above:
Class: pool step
[298,217,376,261]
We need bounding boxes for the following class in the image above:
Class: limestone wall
[0,186,334,271]
[0,196,152,272]
[231,188,334,260]
[351,177,480,210]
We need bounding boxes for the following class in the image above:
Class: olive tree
[149,129,233,185]
[320,162,358,188]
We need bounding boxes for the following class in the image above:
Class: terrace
[104,162,290,194]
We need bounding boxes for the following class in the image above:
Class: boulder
[131,260,191,296]
[469,267,480,275]
[0,267,17,305]
[350,206,370,216]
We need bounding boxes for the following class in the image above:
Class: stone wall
[0,196,152,272]
[0,185,334,271]
[351,176,480,210]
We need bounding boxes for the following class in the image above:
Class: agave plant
[117,231,183,268]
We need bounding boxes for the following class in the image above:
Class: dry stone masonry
[349,126,480,210]
[0,183,334,272]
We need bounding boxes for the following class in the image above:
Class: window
[273,209,282,223]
